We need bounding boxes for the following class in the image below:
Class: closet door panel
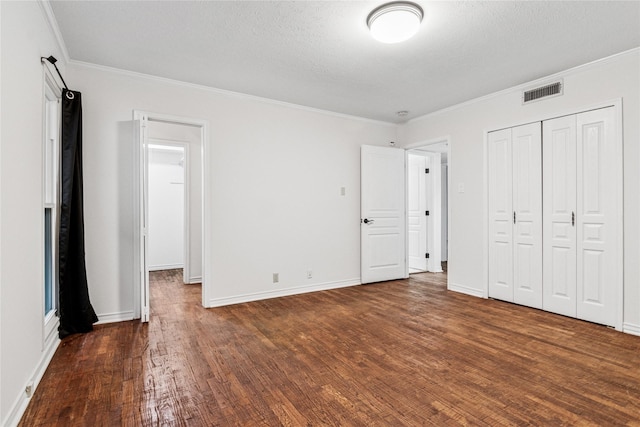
[512,122,542,308]
[488,129,513,302]
[512,123,542,308]
[576,107,617,326]
[543,116,577,317]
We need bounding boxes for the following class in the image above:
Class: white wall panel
[66,61,396,314]
[0,1,67,422]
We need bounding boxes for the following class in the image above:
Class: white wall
[0,1,66,424]
[147,120,202,282]
[398,49,640,333]
[66,62,397,316]
[148,147,185,271]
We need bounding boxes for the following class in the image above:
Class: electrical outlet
[25,382,34,398]
[307,270,313,279]
[273,273,279,283]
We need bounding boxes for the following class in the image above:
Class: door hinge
[425,168,430,174]
[425,210,430,216]
[425,253,430,259]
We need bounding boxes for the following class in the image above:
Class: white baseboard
[207,278,360,308]
[623,322,640,336]
[3,333,60,427]
[448,282,486,298]
[187,276,202,284]
[96,310,135,324]
[148,263,184,271]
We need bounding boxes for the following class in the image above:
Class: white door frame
[147,140,190,283]
[404,136,450,277]
[133,110,211,321]
[483,98,623,331]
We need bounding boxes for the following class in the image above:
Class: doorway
[406,139,449,274]
[134,111,208,322]
[147,142,187,275]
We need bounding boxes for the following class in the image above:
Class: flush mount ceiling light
[367,2,424,44]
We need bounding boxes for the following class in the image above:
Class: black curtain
[58,89,98,339]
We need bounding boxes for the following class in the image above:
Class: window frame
[42,67,62,344]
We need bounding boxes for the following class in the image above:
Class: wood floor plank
[19,269,640,426]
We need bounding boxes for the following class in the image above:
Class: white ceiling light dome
[367,2,424,44]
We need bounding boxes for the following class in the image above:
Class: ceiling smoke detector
[367,2,424,44]
[396,110,409,117]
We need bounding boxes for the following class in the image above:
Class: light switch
[458,183,465,193]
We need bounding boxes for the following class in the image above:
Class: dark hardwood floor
[20,269,640,426]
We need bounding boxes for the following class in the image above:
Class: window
[43,70,61,339]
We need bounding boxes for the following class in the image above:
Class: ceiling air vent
[523,80,563,104]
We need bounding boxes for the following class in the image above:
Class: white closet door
[512,123,542,309]
[488,129,513,302]
[543,115,577,317]
[576,107,618,326]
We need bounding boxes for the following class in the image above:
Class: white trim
[622,323,640,337]
[95,311,135,325]
[0,6,3,418]
[483,129,490,310]
[148,263,184,272]
[69,60,397,127]
[2,334,60,427]
[403,135,451,151]
[187,276,202,284]
[448,282,485,299]
[613,99,624,332]
[207,279,361,308]
[407,48,639,125]
[201,121,212,307]
[38,0,71,63]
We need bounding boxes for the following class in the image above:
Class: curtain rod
[41,55,69,92]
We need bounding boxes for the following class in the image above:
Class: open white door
[407,153,427,272]
[424,152,442,273]
[137,115,150,322]
[361,145,406,284]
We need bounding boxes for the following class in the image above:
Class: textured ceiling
[50,1,640,123]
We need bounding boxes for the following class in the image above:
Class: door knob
[363,218,374,224]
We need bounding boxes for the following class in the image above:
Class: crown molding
[406,47,640,125]
[67,60,397,127]
[38,0,70,63]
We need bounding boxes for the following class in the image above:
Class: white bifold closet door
[488,122,542,308]
[543,107,619,327]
